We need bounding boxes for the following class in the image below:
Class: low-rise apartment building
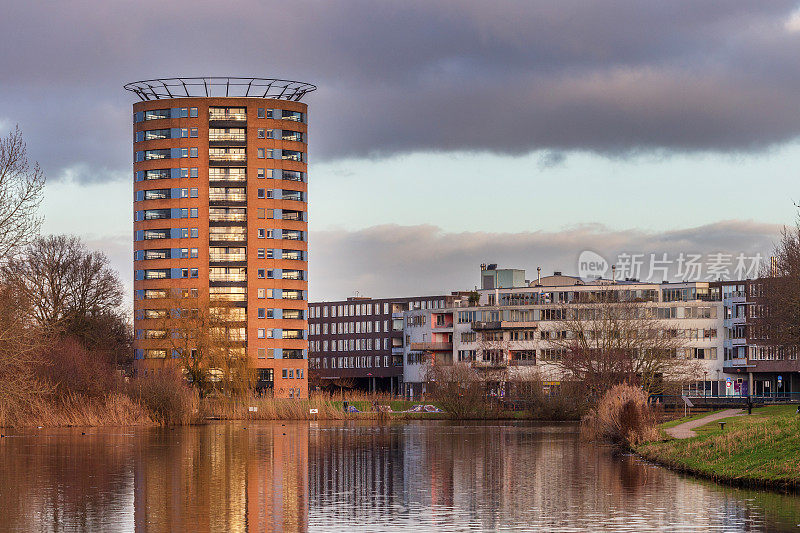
[404,268,730,398]
[308,294,467,393]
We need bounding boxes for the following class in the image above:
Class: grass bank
[636,405,800,492]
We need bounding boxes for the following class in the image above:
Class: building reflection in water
[1,421,800,531]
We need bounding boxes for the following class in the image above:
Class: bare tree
[1,235,123,334]
[153,291,253,398]
[0,284,48,424]
[755,219,800,352]
[0,125,45,261]
[547,292,700,397]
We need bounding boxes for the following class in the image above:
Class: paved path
[666,408,744,439]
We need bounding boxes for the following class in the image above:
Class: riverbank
[1,392,576,428]
[636,405,800,492]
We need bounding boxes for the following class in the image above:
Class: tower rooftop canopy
[124,77,317,102]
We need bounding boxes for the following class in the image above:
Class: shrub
[581,383,659,448]
[127,370,198,425]
[38,336,120,397]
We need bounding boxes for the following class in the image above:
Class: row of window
[308,320,393,336]
[256,328,305,339]
[134,106,306,124]
[135,208,198,221]
[136,188,304,203]
[135,347,306,360]
[135,227,306,243]
[310,338,392,353]
[310,355,393,370]
[135,147,306,163]
[135,247,305,262]
[135,168,305,182]
[135,128,304,143]
[308,299,447,319]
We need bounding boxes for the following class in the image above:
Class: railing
[283,292,304,300]
[209,110,246,121]
[209,274,246,282]
[209,172,246,181]
[209,153,246,162]
[209,193,246,202]
[209,132,246,141]
[473,359,508,369]
[282,193,303,202]
[209,253,246,262]
[209,233,246,241]
[282,172,303,182]
[282,132,304,142]
[409,342,452,351]
[209,213,246,222]
[282,212,302,221]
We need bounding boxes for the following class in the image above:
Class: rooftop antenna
[537,266,541,285]
[612,265,617,283]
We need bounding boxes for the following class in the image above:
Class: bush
[38,336,120,397]
[581,383,659,448]
[127,370,198,425]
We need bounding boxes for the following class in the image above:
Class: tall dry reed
[581,383,660,448]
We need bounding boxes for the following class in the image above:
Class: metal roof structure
[123,77,317,101]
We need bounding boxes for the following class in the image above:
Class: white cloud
[785,9,800,32]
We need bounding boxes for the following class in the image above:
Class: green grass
[637,405,800,490]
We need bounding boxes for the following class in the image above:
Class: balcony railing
[209,110,246,121]
[209,273,246,282]
[209,193,246,202]
[209,213,246,222]
[209,132,246,141]
[209,232,246,241]
[209,153,247,162]
[210,253,246,262]
[409,342,452,351]
[209,171,246,181]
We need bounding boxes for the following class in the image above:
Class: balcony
[409,342,452,351]
[209,109,246,121]
[209,152,246,163]
[473,359,508,369]
[209,273,246,283]
[209,131,246,142]
[209,192,246,202]
[210,253,246,262]
[723,358,751,368]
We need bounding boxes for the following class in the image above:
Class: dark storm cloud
[306,220,778,300]
[2,1,800,182]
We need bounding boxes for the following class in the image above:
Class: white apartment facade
[403,272,730,397]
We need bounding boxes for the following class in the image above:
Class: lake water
[0,421,798,532]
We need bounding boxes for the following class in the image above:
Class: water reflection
[0,421,798,532]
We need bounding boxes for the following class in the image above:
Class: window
[257,168,265,179]
[257,288,266,299]
[257,148,265,159]
[190,147,198,158]
[257,248,265,259]
[190,168,198,178]
[190,208,198,218]
[258,268,265,279]
[258,308,266,319]
[189,107,198,118]
[257,188,265,199]
[257,128,265,139]
[144,109,170,121]
[258,108,265,119]
[257,229,265,239]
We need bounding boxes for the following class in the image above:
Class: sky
[3,0,800,301]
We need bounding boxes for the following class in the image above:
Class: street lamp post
[704,371,708,397]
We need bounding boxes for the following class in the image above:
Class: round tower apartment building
[125,77,315,399]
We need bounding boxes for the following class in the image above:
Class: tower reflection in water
[1,421,799,532]
[134,422,308,533]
